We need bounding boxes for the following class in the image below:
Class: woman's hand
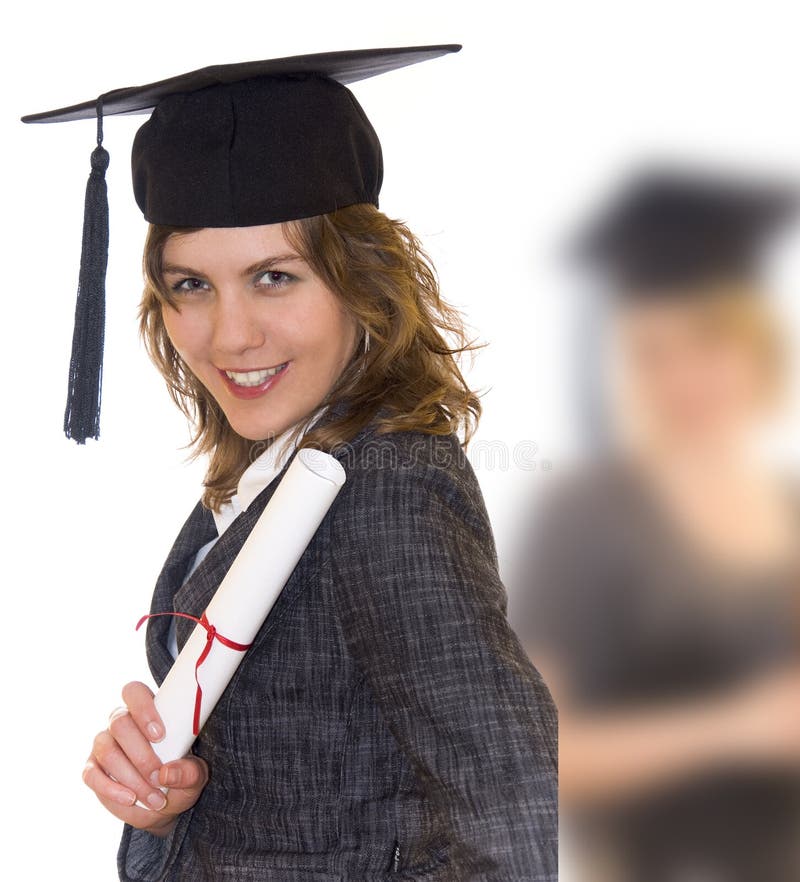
[83,681,209,837]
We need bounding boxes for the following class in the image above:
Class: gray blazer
[118,414,558,881]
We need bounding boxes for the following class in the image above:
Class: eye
[256,270,293,289]
[171,277,210,293]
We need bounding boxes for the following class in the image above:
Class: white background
[3,2,800,877]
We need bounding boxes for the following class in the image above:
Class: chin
[209,384,294,442]
[226,416,290,442]
[223,401,316,442]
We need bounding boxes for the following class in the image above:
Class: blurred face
[160,224,358,441]
[608,295,769,456]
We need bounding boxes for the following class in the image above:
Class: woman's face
[608,296,769,456]
[160,223,358,441]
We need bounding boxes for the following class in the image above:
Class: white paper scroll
[151,448,346,764]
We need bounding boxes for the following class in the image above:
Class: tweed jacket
[117,418,558,882]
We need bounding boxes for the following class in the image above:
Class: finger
[121,681,165,743]
[159,756,209,792]
[95,794,175,833]
[84,755,178,835]
[154,757,209,817]
[92,731,168,812]
[108,706,129,726]
[108,707,162,783]
[82,756,137,808]
[93,783,176,832]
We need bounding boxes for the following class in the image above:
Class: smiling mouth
[222,363,289,387]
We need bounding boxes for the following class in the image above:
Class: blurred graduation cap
[21,44,461,443]
[572,168,798,297]
[567,168,799,454]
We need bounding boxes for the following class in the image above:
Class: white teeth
[224,364,286,387]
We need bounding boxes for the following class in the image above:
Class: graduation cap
[573,168,798,297]
[21,44,461,443]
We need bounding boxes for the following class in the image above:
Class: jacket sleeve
[329,441,559,881]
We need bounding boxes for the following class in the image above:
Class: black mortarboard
[573,168,797,297]
[21,44,461,443]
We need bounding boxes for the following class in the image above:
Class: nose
[210,287,267,356]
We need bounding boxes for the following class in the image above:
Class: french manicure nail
[147,791,167,810]
[115,790,136,807]
[164,766,180,787]
[146,722,163,742]
[149,769,161,786]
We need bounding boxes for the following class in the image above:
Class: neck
[625,430,760,490]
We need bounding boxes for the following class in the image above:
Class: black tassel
[64,97,109,443]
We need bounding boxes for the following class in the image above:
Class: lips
[217,362,290,400]
[223,364,288,387]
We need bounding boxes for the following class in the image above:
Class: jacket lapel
[145,500,218,685]
[169,451,298,653]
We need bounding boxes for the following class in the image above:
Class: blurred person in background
[512,170,800,882]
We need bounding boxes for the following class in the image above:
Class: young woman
[22,48,558,880]
[515,171,800,882]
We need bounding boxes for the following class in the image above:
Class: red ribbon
[136,611,252,736]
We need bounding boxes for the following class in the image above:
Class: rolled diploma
[151,448,346,764]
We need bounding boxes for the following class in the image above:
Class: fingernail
[149,769,161,786]
[146,722,163,742]
[147,791,167,810]
[164,766,180,787]
[114,790,136,807]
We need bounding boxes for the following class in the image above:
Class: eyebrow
[161,253,306,277]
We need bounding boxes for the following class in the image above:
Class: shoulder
[335,425,483,503]
[529,455,643,537]
[511,456,651,604]
[329,427,494,549]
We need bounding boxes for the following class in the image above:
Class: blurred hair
[139,203,482,511]
[614,280,789,403]
[681,281,788,403]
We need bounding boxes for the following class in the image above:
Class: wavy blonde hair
[139,203,482,511]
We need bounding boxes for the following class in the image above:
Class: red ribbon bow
[136,611,253,736]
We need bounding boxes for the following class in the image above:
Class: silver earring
[363,329,371,355]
